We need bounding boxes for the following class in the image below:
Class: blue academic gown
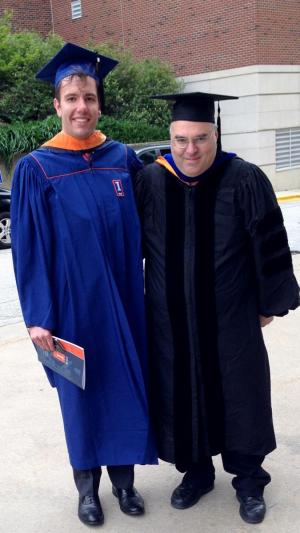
[11,138,157,469]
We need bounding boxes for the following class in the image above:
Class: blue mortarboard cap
[36,42,118,87]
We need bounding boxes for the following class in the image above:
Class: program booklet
[34,336,86,389]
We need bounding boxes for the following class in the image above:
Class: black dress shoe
[112,486,144,515]
[237,494,266,524]
[78,495,104,526]
[171,481,214,509]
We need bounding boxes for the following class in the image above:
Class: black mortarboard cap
[152,91,238,123]
[153,91,238,150]
[36,42,118,88]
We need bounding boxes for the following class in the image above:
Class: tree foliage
[0,13,180,125]
[0,115,169,174]
[0,12,180,173]
[93,42,181,127]
[0,12,64,122]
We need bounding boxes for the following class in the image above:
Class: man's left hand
[260,315,274,327]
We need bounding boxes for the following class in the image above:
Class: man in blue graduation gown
[11,43,157,527]
[133,92,299,525]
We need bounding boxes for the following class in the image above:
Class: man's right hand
[28,326,54,352]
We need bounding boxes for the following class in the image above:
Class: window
[71,0,82,19]
[276,128,300,171]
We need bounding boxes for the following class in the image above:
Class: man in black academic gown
[133,92,299,524]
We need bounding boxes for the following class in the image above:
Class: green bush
[0,13,180,125]
[0,12,64,122]
[0,116,60,170]
[0,12,179,173]
[0,115,169,172]
[94,43,180,127]
[100,115,168,143]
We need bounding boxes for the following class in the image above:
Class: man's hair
[169,123,217,136]
[54,70,103,109]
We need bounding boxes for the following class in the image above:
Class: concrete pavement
[0,260,299,533]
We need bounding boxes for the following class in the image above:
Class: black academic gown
[133,154,299,466]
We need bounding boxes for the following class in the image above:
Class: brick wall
[2,0,299,76]
[120,0,259,75]
[50,0,123,45]
[0,0,52,35]
[50,0,300,76]
[257,0,300,64]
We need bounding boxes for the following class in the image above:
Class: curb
[277,195,300,203]
[276,192,300,203]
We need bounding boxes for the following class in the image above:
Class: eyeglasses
[171,131,215,149]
